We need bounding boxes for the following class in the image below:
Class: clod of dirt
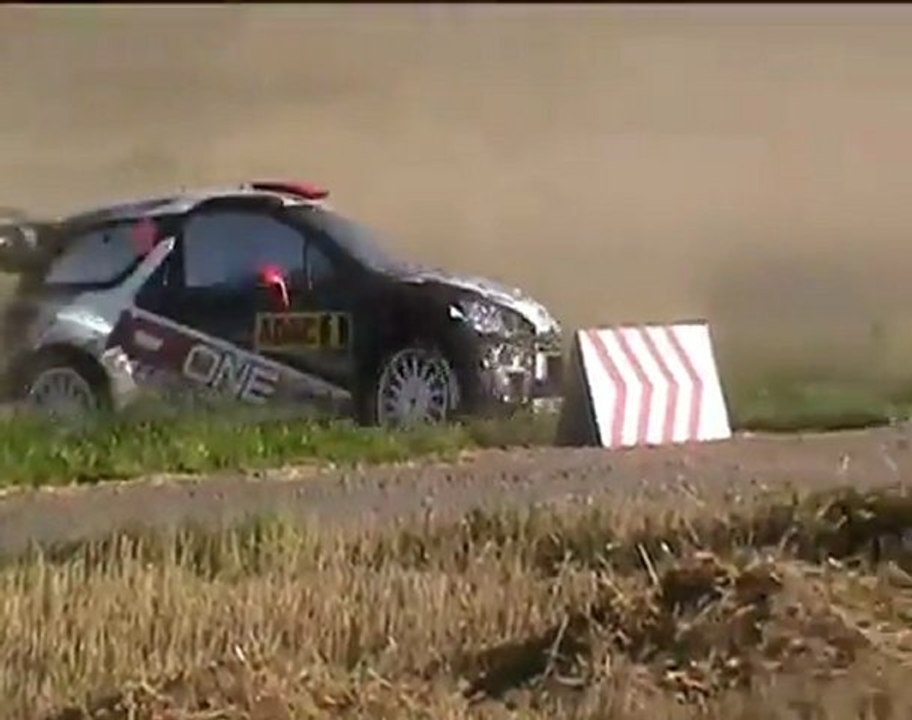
[461,552,870,707]
[809,488,912,569]
[45,657,290,720]
[658,551,732,612]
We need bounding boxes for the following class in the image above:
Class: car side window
[182,210,305,289]
[306,241,337,288]
[44,222,146,285]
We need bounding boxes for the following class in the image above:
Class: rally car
[0,180,564,427]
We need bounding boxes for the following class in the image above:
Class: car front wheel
[367,344,461,428]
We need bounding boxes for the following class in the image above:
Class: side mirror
[256,264,290,312]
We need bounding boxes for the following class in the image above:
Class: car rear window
[43,219,157,286]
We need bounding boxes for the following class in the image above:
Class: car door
[252,232,360,389]
[130,204,313,405]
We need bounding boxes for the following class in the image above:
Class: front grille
[534,330,562,354]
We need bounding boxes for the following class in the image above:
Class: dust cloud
[3,4,912,381]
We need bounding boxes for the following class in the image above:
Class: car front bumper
[462,331,565,416]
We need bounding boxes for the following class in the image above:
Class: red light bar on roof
[250,180,329,201]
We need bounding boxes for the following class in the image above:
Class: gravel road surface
[0,426,909,558]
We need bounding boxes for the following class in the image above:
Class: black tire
[18,351,110,422]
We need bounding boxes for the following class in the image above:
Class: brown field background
[3,4,912,383]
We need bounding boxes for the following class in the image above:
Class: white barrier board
[576,322,731,448]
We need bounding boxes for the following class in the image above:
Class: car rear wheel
[22,359,105,423]
[369,345,460,428]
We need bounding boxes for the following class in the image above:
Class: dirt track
[0,425,908,558]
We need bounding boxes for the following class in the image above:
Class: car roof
[58,180,329,228]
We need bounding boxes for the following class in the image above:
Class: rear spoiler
[0,209,56,274]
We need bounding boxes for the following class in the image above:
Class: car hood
[401,267,561,336]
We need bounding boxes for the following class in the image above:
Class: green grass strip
[0,372,910,489]
[0,405,558,488]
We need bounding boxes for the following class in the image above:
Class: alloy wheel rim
[376,349,454,427]
[26,368,98,420]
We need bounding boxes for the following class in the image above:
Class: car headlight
[450,299,526,337]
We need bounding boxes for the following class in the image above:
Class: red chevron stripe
[666,326,703,440]
[585,329,626,448]
[614,327,652,445]
[638,326,679,444]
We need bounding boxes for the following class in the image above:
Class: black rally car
[0,180,564,426]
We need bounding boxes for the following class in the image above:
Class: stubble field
[2,5,912,719]
[3,436,912,719]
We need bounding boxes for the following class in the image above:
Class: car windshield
[290,204,415,275]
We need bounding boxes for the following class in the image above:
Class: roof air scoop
[250,180,329,201]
